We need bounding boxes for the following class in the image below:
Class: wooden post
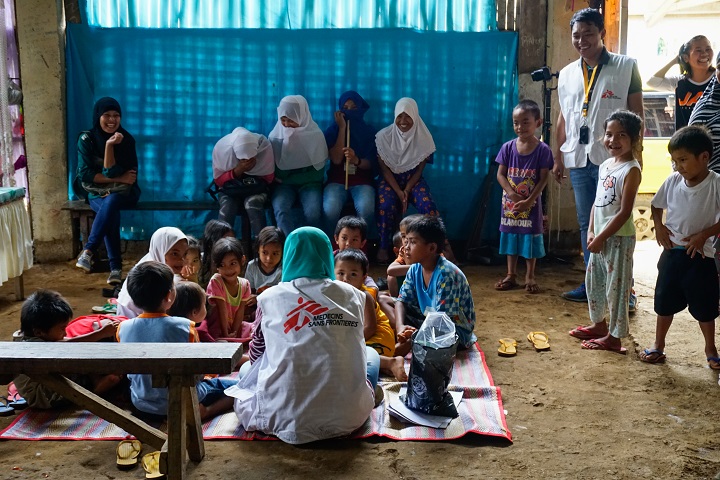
[344,120,351,190]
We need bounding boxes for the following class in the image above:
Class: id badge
[345,163,357,175]
[579,125,590,145]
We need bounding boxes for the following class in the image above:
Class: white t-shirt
[651,171,720,258]
[593,158,641,237]
[244,259,282,292]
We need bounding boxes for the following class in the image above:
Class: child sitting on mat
[334,248,407,381]
[13,290,121,409]
[386,214,423,297]
[200,237,253,341]
[117,261,234,420]
[245,226,285,300]
[395,216,476,350]
[199,219,235,287]
[180,235,201,284]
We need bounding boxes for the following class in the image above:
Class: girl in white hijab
[212,127,275,239]
[116,227,188,318]
[268,95,328,235]
[374,98,439,262]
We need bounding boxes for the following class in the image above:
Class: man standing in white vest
[553,7,644,305]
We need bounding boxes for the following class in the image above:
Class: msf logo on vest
[284,297,329,334]
[601,89,621,100]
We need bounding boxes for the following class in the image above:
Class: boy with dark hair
[14,290,120,409]
[118,261,235,420]
[334,249,407,380]
[395,216,476,348]
[334,215,368,251]
[639,125,720,367]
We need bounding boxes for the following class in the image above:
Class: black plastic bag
[401,312,459,418]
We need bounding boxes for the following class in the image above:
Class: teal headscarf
[281,227,336,282]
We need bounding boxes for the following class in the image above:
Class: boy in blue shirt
[117,261,234,420]
[395,216,476,353]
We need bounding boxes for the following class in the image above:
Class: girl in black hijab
[75,97,140,285]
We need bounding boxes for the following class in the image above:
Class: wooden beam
[517,0,548,73]
[0,343,243,377]
[32,373,167,450]
[604,0,620,54]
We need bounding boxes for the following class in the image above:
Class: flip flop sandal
[7,393,28,410]
[495,278,518,291]
[498,338,518,357]
[92,303,118,314]
[707,357,720,370]
[639,348,666,364]
[527,331,551,351]
[568,325,604,340]
[142,451,165,479]
[580,338,627,355]
[0,397,15,417]
[116,439,142,470]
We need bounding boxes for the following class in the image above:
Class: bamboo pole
[344,120,351,190]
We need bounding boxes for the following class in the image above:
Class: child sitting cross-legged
[395,216,477,351]
[13,290,121,409]
[335,215,397,326]
[334,249,408,381]
[386,214,423,297]
[117,261,235,420]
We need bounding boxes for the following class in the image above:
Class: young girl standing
[202,237,252,341]
[495,100,553,293]
[375,97,440,263]
[570,110,642,354]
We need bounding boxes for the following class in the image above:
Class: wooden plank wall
[496,0,516,31]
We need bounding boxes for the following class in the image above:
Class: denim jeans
[86,191,139,271]
[218,192,269,239]
[322,183,375,236]
[568,161,600,267]
[271,183,322,235]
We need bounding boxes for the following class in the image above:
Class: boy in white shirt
[640,126,720,368]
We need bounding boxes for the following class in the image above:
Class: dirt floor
[2,240,720,479]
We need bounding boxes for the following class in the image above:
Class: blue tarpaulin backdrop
[66,24,517,240]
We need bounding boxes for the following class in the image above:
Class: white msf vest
[558,52,636,168]
[232,278,374,444]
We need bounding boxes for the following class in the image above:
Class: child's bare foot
[389,356,408,382]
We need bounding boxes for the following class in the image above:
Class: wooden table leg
[32,374,166,449]
[184,385,205,462]
[161,376,189,480]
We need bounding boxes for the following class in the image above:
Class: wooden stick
[345,120,350,190]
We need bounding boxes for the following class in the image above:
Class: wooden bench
[0,342,242,480]
[61,200,219,257]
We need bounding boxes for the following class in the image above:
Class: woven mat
[0,343,511,442]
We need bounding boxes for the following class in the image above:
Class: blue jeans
[86,191,139,270]
[196,377,236,407]
[238,345,380,389]
[271,183,322,235]
[322,183,375,237]
[568,161,599,268]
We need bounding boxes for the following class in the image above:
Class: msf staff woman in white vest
[552,8,644,303]
[228,226,380,444]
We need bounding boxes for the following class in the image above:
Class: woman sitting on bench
[74,97,140,286]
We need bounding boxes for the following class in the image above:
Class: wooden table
[0,342,243,480]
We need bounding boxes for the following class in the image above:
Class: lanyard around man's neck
[581,60,601,120]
